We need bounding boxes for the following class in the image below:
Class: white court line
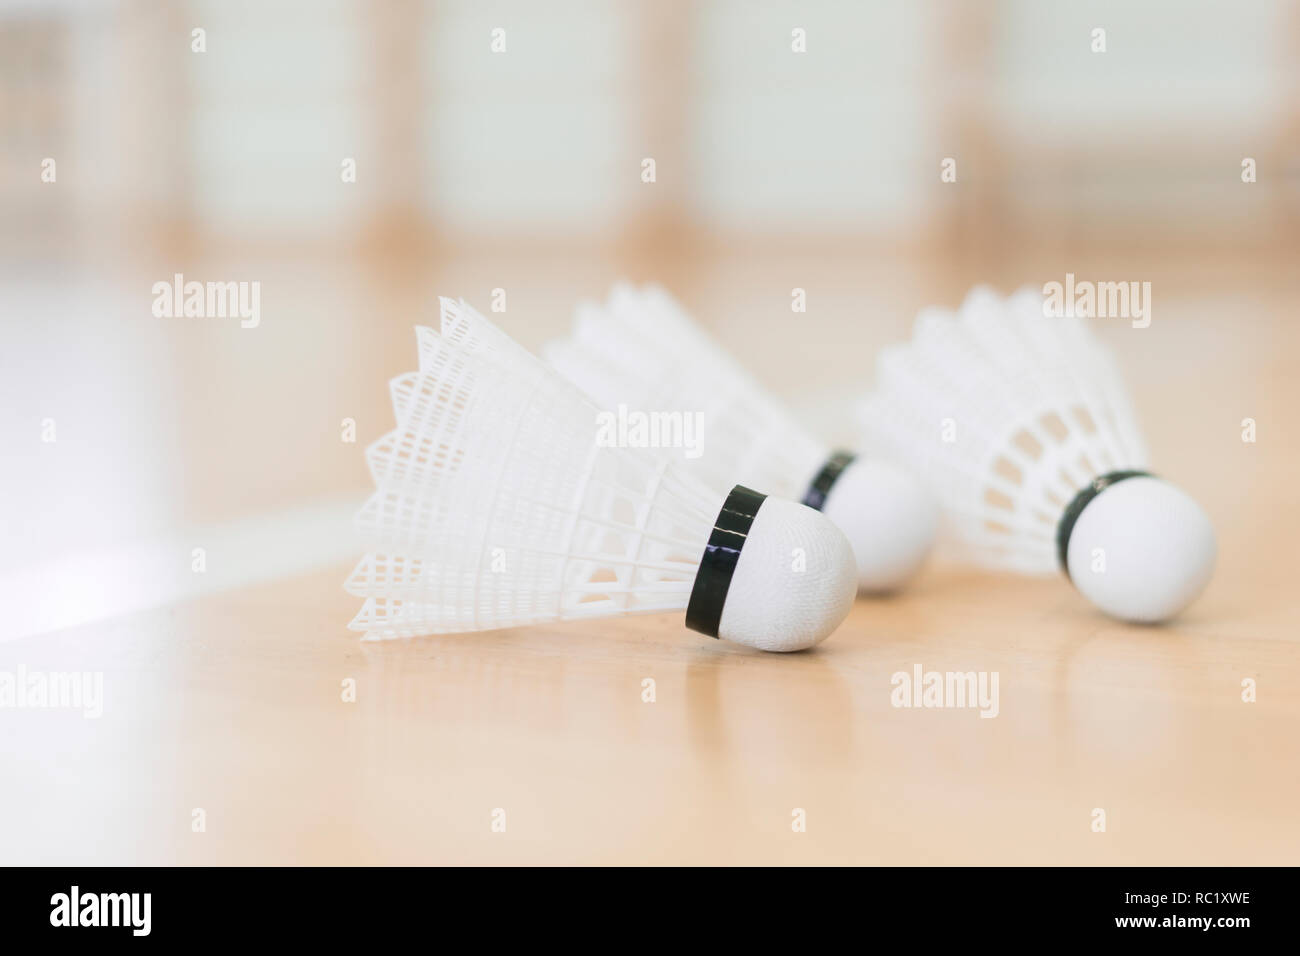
[0,493,365,643]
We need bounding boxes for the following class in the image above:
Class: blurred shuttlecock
[542,283,937,592]
[344,298,857,652]
[858,286,1216,623]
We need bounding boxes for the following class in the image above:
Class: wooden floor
[3,553,1298,865]
[2,247,1298,865]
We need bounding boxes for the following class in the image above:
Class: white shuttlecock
[858,286,1216,623]
[542,282,938,592]
[343,298,857,652]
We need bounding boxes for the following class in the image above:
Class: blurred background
[2,0,1298,639]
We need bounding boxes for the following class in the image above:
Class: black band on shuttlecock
[1056,470,1152,580]
[685,485,768,639]
[801,450,857,511]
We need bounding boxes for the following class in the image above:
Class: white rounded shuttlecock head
[710,495,858,652]
[1060,473,1216,623]
[344,297,856,652]
[858,285,1216,622]
[543,282,937,593]
[819,458,938,592]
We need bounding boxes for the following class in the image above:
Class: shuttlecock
[344,298,857,652]
[542,283,938,592]
[858,286,1216,623]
